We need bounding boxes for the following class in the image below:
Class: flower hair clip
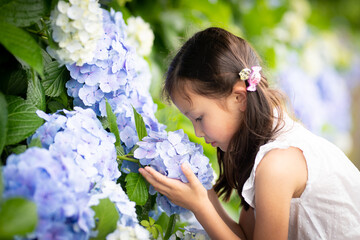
[239,66,262,91]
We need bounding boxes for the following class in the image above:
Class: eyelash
[195,116,202,122]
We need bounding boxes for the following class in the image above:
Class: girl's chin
[218,145,227,152]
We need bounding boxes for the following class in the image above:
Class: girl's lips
[206,140,216,147]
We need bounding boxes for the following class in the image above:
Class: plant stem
[164,214,176,240]
[26,28,47,39]
[117,155,138,163]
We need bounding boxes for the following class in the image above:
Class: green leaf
[90,198,119,240]
[133,107,147,141]
[27,69,46,111]
[0,0,12,8]
[149,227,158,239]
[149,217,155,225]
[0,93,7,155]
[164,214,176,240]
[0,197,37,239]
[41,48,53,65]
[0,21,43,76]
[5,95,44,146]
[140,217,163,240]
[10,144,26,154]
[105,99,124,155]
[116,145,125,156]
[135,193,156,223]
[28,137,42,148]
[42,62,68,97]
[2,66,28,95]
[0,170,3,201]
[125,173,148,206]
[47,100,65,113]
[154,224,164,239]
[140,220,150,228]
[0,0,46,27]
[53,90,69,109]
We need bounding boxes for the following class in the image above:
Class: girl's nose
[194,125,205,138]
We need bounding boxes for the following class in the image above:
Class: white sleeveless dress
[242,114,360,239]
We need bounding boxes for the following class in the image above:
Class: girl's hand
[139,162,209,213]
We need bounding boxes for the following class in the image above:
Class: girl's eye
[195,117,202,122]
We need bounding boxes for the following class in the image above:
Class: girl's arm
[253,147,307,240]
[239,206,255,240]
[207,188,247,238]
[139,163,245,240]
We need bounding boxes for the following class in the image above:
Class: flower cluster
[3,148,95,239]
[134,129,214,216]
[48,0,103,66]
[32,107,120,184]
[106,224,150,240]
[125,16,155,56]
[65,9,132,107]
[65,8,165,154]
[277,56,352,152]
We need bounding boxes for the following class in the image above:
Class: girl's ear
[232,81,247,112]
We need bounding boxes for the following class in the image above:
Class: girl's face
[172,82,246,152]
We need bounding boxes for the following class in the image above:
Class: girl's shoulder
[255,146,308,198]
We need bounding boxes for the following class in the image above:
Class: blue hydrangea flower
[134,129,214,216]
[65,8,165,158]
[277,59,351,150]
[2,147,95,239]
[32,107,120,184]
[65,9,133,108]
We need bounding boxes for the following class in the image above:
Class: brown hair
[163,27,285,210]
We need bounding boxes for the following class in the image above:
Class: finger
[139,167,170,193]
[139,168,161,186]
[181,162,200,185]
[143,166,171,186]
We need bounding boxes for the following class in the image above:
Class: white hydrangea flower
[49,0,103,66]
[106,224,150,240]
[126,16,154,56]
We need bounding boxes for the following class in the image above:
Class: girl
[139,27,360,239]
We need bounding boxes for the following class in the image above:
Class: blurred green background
[104,0,360,221]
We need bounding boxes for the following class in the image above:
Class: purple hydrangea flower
[134,129,214,216]
[2,147,95,239]
[277,61,351,147]
[65,8,165,157]
[65,9,134,107]
[32,107,120,184]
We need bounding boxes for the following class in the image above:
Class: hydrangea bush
[0,1,212,240]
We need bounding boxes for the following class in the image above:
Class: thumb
[181,162,199,185]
